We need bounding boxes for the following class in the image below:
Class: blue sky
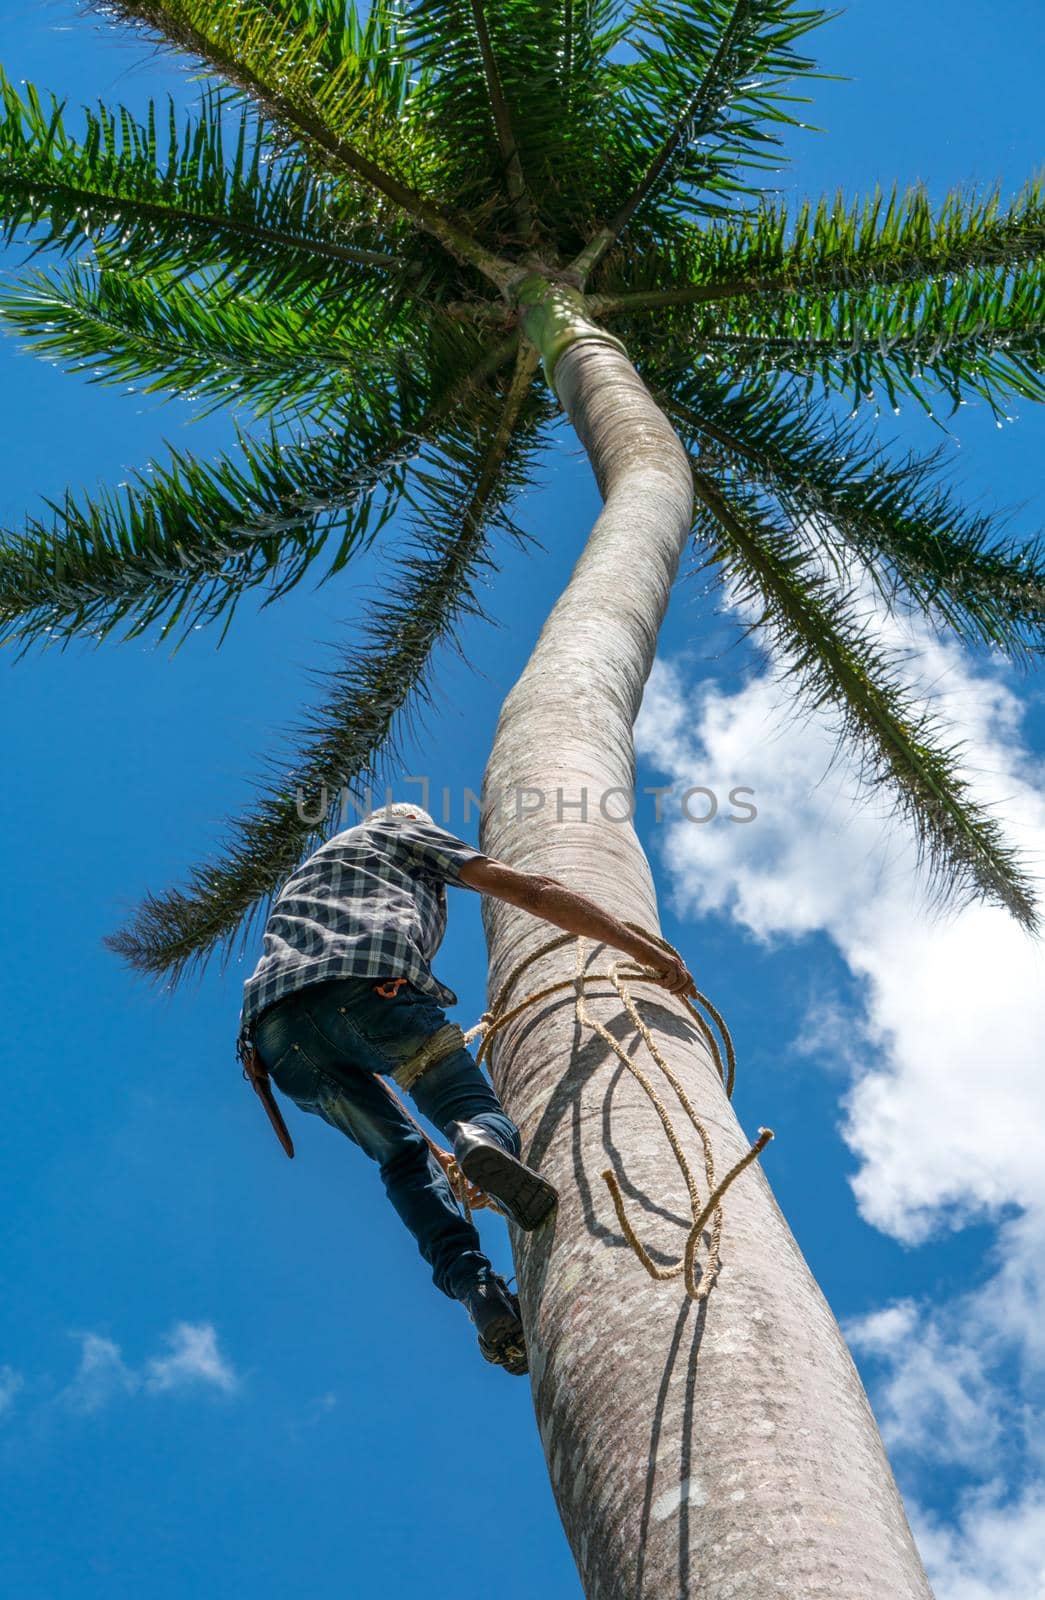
[1,4,1043,1596]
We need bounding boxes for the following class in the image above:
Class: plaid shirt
[239,816,485,1033]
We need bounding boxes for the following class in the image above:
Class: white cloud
[634,631,1045,1244]
[60,1322,239,1413]
[846,1300,1004,1468]
[0,1365,23,1418]
[143,1323,239,1396]
[911,1485,1045,1600]
[847,1300,921,1355]
[62,1333,138,1415]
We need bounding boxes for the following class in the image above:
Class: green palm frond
[0,424,394,655]
[0,75,405,300]
[601,180,1045,414]
[644,253,1045,416]
[402,0,536,238]
[596,178,1045,311]
[666,377,1045,661]
[0,260,409,421]
[0,331,521,653]
[90,0,512,284]
[103,346,546,981]
[576,0,830,274]
[96,0,412,171]
[399,0,631,250]
[247,0,408,90]
[691,466,1039,929]
[547,2,640,245]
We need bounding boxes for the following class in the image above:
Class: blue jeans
[253,975,521,1301]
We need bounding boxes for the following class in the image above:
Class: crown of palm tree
[1,0,1043,981]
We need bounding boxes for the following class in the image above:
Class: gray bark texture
[477,338,934,1599]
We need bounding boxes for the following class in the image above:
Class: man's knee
[379,1131,430,1181]
[319,1093,417,1171]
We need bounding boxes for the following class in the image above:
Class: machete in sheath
[241,1043,295,1160]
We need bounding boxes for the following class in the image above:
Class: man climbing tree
[240,801,695,1373]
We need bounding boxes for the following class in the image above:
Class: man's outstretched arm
[457,857,696,997]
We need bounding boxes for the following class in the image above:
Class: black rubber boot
[459,1268,528,1376]
[449,1120,559,1231]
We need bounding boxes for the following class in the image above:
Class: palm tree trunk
[477,329,933,1599]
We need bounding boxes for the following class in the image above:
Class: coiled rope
[381,924,772,1302]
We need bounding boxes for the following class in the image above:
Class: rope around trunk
[381,925,772,1301]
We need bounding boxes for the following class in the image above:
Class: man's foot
[459,1268,528,1376]
[449,1121,559,1231]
